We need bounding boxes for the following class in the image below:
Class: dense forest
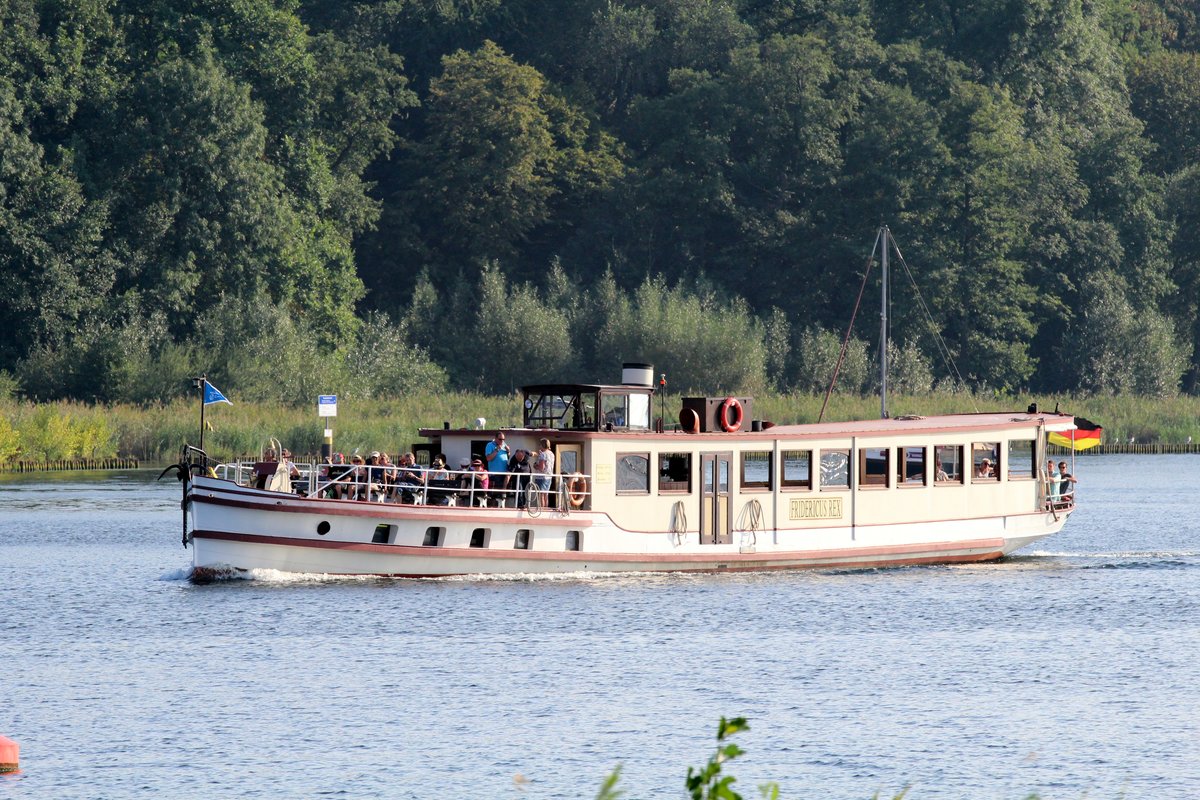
[3,0,1200,403]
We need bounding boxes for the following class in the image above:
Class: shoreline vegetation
[3,391,1200,468]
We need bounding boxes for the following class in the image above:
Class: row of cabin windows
[614,440,1037,495]
[419,526,582,551]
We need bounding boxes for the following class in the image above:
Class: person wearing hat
[427,454,453,506]
[469,456,489,506]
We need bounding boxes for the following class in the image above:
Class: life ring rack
[566,473,588,508]
[719,396,744,432]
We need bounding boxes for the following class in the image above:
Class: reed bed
[3,391,1200,466]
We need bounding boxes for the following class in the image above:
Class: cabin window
[658,452,692,493]
[565,530,581,551]
[1007,440,1035,479]
[899,446,926,485]
[780,450,812,490]
[820,449,851,490]
[740,451,772,490]
[422,527,444,547]
[971,443,1000,482]
[470,528,490,548]
[859,448,889,488]
[515,529,532,550]
[616,452,651,494]
[934,445,963,484]
[372,524,393,544]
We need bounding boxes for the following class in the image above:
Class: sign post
[318,395,337,460]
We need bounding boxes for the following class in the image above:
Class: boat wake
[1009,550,1200,571]
[424,570,644,583]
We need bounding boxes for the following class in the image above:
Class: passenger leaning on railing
[1057,461,1077,503]
[509,449,533,508]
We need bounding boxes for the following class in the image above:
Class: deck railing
[216,461,588,511]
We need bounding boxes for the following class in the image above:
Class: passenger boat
[170,361,1081,578]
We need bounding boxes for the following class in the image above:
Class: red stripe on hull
[192,529,1006,565]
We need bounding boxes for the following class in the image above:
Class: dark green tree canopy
[2,0,1198,401]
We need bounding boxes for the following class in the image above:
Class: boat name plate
[789,497,844,521]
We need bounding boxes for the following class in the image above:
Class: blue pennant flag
[203,382,233,406]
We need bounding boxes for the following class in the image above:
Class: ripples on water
[3,456,1200,799]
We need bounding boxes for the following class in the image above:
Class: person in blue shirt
[485,432,510,506]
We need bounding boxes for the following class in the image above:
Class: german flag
[1048,417,1103,451]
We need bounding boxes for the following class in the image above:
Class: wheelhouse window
[616,452,650,494]
[658,453,692,493]
[1008,440,1035,479]
[899,446,926,485]
[740,451,772,490]
[820,449,850,490]
[934,445,963,484]
[600,392,651,430]
[780,450,812,490]
[523,390,597,430]
[859,447,889,487]
[971,443,1000,482]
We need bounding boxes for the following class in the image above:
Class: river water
[2,455,1198,799]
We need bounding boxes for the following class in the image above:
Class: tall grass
[3,390,1200,465]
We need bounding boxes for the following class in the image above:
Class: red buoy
[0,735,18,774]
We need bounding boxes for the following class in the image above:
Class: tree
[457,263,575,392]
[1128,50,1200,175]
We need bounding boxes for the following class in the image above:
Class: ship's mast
[880,225,889,419]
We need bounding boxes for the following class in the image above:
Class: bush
[0,412,19,462]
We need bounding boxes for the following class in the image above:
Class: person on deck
[397,452,426,504]
[469,458,490,506]
[1057,461,1077,502]
[534,438,555,507]
[485,432,510,507]
[1045,459,1060,503]
[509,449,533,509]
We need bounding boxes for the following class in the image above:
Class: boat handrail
[213,460,590,510]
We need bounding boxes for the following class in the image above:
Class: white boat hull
[186,477,1068,577]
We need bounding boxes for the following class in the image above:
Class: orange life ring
[566,473,588,508]
[679,407,700,434]
[719,397,743,432]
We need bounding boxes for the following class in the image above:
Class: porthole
[316,520,331,536]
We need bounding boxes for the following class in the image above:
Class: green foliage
[1068,271,1189,396]
[339,312,448,399]
[4,0,1200,401]
[8,404,117,461]
[686,715,751,800]
[791,327,871,395]
[0,412,19,462]
[592,275,768,394]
